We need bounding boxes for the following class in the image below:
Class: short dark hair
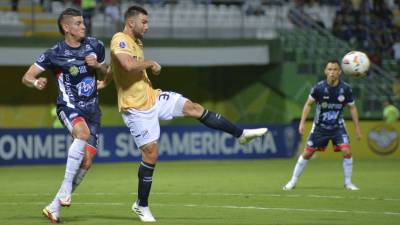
[326,59,340,67]
[57,8,82,35]
[124,5,148,22]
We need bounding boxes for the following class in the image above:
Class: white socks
[49,139,86,210]
[289,155,309,184]
[343,157,353,185]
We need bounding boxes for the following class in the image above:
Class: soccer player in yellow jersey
[110,5,268,222]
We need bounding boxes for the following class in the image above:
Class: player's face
[64,16,86,39]
[324,62,341,84]
[132,14,148,39]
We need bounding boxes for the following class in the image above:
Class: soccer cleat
[42,206,60,224]
[238,128,268,145]
[282,181,296,190]
[132,201,156,222]
[59,194,72,207]
[344,183,360,191]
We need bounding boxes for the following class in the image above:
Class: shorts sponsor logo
[367,124,399,155]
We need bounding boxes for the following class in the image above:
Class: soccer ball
[341,51,370,77]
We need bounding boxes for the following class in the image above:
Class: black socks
[137,161,155,207]
[198,109,243,138]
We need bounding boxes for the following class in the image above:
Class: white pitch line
[5,192,400,202]
[0,202,398,216]
[152,203,400,216]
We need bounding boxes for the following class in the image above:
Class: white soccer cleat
[132,201,156,222]
[283,181,296,191]
[42,206,60,224]
[344,183,360,191]
[59,194,72,207]
[238,128,268,145]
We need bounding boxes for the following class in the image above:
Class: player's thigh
[122,108,160,148]
[58,107,90,140]
[332,128,351,152]
[157,91,188,120]
[305,131,330,152]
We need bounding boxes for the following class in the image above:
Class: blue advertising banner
[0,124,300,165]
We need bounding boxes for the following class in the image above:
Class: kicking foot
[344,183,359,191]
[238,128,268,145]
[132,201,156,222]
[283,181,296,190]
[42,206,60,224]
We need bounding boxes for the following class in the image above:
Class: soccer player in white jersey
[22,8,110,223]
[110,5,268,222]
[283,60,362,191]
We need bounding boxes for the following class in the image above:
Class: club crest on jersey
[338,95,345,102]
[77,77,95,97]
[85,44,92,51]
[69,66,79,76]
[321,102,328,108]
[119,41,126,48]
[37,54,45,63]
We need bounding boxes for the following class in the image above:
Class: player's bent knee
[183,101,204,118]
[140,142,159,163]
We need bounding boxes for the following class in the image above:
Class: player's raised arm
[21,64,47,90]
[349,104,362,140]
[299,97,315,135]
[113,52,160,75]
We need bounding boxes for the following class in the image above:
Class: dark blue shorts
[305,127,350,152]
[57,106,100,154]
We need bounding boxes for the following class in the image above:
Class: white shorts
[122,91,188,148]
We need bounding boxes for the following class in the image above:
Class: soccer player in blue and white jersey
[21,8,110,223]
[283,60,362,191]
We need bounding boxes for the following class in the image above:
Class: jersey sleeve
[95,40,106,64]
[346,86,355,105]
[111,34,134,56]
[309,86,319,101]
[34,50,52,71]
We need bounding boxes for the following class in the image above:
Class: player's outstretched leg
[283,155,309,190]
[198,109,268,144]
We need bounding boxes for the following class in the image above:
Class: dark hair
[124,5,148,22]
[326,59,340,67]
[57,8,82,35]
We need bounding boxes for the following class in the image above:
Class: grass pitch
[0,158,399,225]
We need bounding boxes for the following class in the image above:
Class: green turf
[0,159,399,225]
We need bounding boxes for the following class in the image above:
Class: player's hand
[85,54,101,69]
[298,123,305,135]
[33,77,47,90]
[150,61,161,75]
